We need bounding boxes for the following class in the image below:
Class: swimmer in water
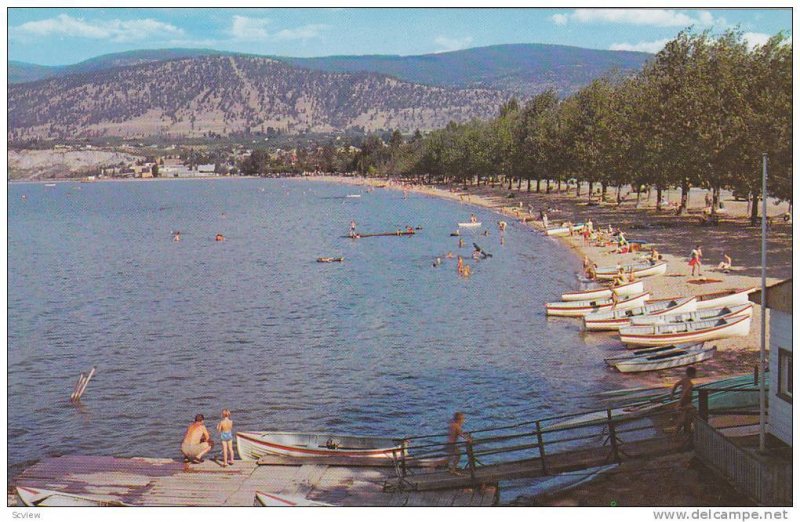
[215,234,225,242]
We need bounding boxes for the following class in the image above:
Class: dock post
[466,440,476,481]
[400,440,408,479]
[535,420,548,474]
[698,389,709,421]
[606,409,621,464]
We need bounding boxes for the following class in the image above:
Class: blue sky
[8,7,793,66]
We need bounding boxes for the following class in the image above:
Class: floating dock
[11,455,497,507]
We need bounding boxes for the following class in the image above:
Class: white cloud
[273,24,328,41]
[11,14,184,42]
[230,15,270,41]
[742,32,772,50]
[433,35,474,53]
[609,38,671,53]
[552,9,722,28]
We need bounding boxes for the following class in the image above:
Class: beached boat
[317,257,344,263]
[604,342,705,366]
[236,431,404,461]
[545,223,585,237]
[458,222,482,228]
[561,280,643,301]
[594,261,668,280]
[545,292,650,318]
[16,486,128,507]
[695,288,756,310]
[255,491,332,507]
[630,303,753,326]
[619,314,752,346]
[583,297,697,331]
[613,345,717,373]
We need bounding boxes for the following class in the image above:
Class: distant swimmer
[482,230,489,236]
[498,221,507,232]
[457,256,464,275]
[458,238,465,248]
[433,257,442,267]
[470,214,478,224]
[350,220,357,233]
[462,265,471,278]
[173,231,181,242]
[446,252,454,259]
[215,234,225,242]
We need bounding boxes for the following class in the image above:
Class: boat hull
[546,293,650,317]
[255,491,332,507]
[561,281,643,301]
[545,223,584,236]
[614,346,717,373]
[584,297,697,331]
[595,262,667,281]
[619,315,752,346]
[458,222,482,228]
[16,486,127,507]
[236,431,403,461]
[630,303,753,326]
[695,288,756,310]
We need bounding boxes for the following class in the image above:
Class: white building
[751,278,792,446]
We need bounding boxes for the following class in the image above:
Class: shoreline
[297,174,781,389]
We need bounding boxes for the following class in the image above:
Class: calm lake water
[8,178,626,477]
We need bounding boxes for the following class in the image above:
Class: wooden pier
[11,455,497,507]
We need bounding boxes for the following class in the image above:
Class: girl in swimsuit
[217,409,234,466]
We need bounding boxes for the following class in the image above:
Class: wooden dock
[11,455,497,507]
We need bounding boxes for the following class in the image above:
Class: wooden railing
[694,418,791,506]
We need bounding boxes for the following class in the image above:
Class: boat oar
[76,367,96,401]
[70,373,85,402]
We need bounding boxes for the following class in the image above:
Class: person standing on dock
[216,410,234,467]
[447,412,472,474]
[181,414,214,464]
[670,367,697,437]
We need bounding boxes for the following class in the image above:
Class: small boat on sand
[695,288,756,310]
[583,297,697,331]
[16,486,128,507]
[619,314,751,346]
[545,292,650,318]
[604,342,705,366]
[545,223,585,237]
[236,431,404,461]
[561,280,643,301]
[255,491,332,507]
[317,257,344,263]
[630,303,753,326]
[458,222,482,228]
[594,261,668,280]
[613,345,717,373]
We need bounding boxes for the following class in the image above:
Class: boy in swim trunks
[217,409,234,466]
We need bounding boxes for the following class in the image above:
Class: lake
[7,178,626,477]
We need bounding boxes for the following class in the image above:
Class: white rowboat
[595,261,668,280]
[545,292,650,318]
[619,315,752,346]
[545,223,584,236]
[561,280,644,301]
[255,491,332,507]
[614,345,717,373]
[695,288,756,310]
[583,297,697,331]
[630,303,753,326]
[345,194,361,198]
[16,486,128,507]
[236,431,403,461]
[458,222,482,228]
[604,342,705,366]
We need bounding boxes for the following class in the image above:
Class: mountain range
[8,45,651,141]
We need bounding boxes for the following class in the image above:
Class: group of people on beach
[181,410,235,466]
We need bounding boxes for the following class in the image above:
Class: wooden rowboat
[236,431,404,461]
[695,288,756,310]
[16,486,128,507]
[614,345,717,373]
[583,297,697,331]
[342,230,416,238]
[255,491,332,507]
[619,314,752,346]
[594,261,668,280]
[545,292,650,318]
[630,303,753,326]
[561,280,643,301]
[458,222,482,228]
[604,342,705,366]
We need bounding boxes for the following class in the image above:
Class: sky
[7,6,793,66]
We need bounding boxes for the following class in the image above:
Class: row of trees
[349,29,791,220]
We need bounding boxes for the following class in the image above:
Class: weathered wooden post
[606,409,621,464]
[535,420,548,474]
[698,389,709,421]
[400,440,408,479]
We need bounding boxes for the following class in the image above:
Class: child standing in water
[217,409,234,466]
